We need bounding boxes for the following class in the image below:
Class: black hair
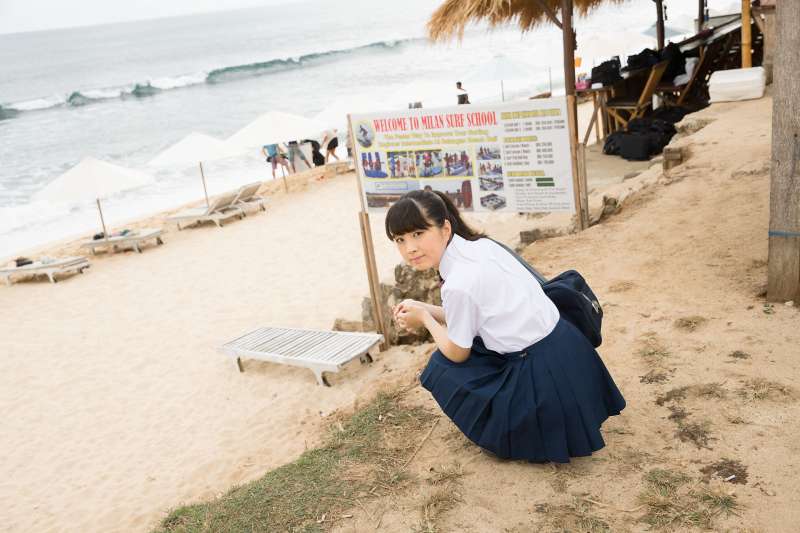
[456,81,462,87]
[385,190,486,241]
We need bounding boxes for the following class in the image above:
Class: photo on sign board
[387,151,417,178]
[479,176,504,192]
[414,149,444,178]
[355,121,375,148]
[478,161,503,177]
[476,144,501,160]
[365,179,420,208]
[420,179,474,210]
[443,149,473,177]
[360,151,388,178]
[479,192,507,211]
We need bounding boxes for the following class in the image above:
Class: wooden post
[199,162,210,207]
[348,114,389,348]
[698,0,705,33]
[96,198,109,242]
[655,0,665,51]
[577,143,590,229]
[561,0,576,116]
[741,0,752,68]
[767,0,800,303]
[566,94,587,230]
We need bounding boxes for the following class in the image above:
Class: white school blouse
[439,234,560,353]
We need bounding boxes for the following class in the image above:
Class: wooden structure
[767,0,800,302]
[605,61,668,129]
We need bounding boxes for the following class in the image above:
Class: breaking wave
[0,38,420,118]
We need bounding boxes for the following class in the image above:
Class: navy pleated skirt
[419,318,626,463]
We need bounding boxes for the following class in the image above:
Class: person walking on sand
[286,140,311,173]
[321,128,340,163]
[386,190,625,463]
[456,81,470,105]
[262,142,290,179]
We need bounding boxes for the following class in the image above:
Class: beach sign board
[349,98,574,213]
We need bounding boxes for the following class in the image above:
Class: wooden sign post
[348,114,389,349]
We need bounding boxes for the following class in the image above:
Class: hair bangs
[385,198,432,240]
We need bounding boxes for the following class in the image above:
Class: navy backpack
[489,239,603,348]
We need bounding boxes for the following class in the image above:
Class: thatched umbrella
[428,0,624,41]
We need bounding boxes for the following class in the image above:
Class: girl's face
[393,220,452,271]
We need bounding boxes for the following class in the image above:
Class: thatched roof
[428,0,627,41]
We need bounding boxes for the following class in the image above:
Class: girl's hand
[392,299,420,320]
[395,302,428,332]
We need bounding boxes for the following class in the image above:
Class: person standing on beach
[286,140,311,173]
[321,129,340,163]
[456,81,470,105]
[386,190,625,463]
[262,143,290,179]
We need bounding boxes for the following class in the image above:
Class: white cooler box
[709,67,766,103]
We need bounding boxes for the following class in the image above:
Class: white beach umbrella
[463,53,542,101]
[227,111,328,150]
[314,94,388,130]
[148,132,245,207]
[35,157,154,239]
[147,132,242,167]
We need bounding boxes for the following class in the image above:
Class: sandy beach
[2,94,798,532]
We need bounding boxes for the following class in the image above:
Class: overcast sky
[0,0,741,36]
[0,0,289,35]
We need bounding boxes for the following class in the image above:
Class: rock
[623,171,641,181]
[589,195,620,226]
[361,264,441,345]
[675,117,714,135]
[519,227,561,245]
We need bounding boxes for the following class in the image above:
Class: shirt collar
[438,233,465,281]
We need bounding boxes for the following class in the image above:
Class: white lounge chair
[1,256,90,285]
[167,192,244,229]
[80,227,164,254]
[220,327,383,386]
[232,182,267,214]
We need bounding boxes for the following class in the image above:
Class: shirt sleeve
[442,286,482,349]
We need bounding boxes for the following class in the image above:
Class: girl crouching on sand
[387,190,625,463]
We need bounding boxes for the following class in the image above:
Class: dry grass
[640,370,670,384]
[534,496,611,532]
[729,350,751,360]
[608,281,635,293]
[676,419,716,450]
[638,469,740,529]
[412,462,466,533]
[737,378,795,402]
[637,333,671,362]
[700,458,749,485]
[673,316,709,332]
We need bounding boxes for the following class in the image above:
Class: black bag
[618,133,653,161]
[625,48,660,71]
[603,131,625,156]
[590,58,622,87]
[489,239,603,347]
[14,257,33,267]
[659,42,686,83]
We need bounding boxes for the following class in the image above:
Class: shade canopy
[641,21,691,40]
[428,0,626,41]
[35,157,155,205]
[227,111,328,149]
[147,132,243,167]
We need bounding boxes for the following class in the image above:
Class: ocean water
[0,0,698,257]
